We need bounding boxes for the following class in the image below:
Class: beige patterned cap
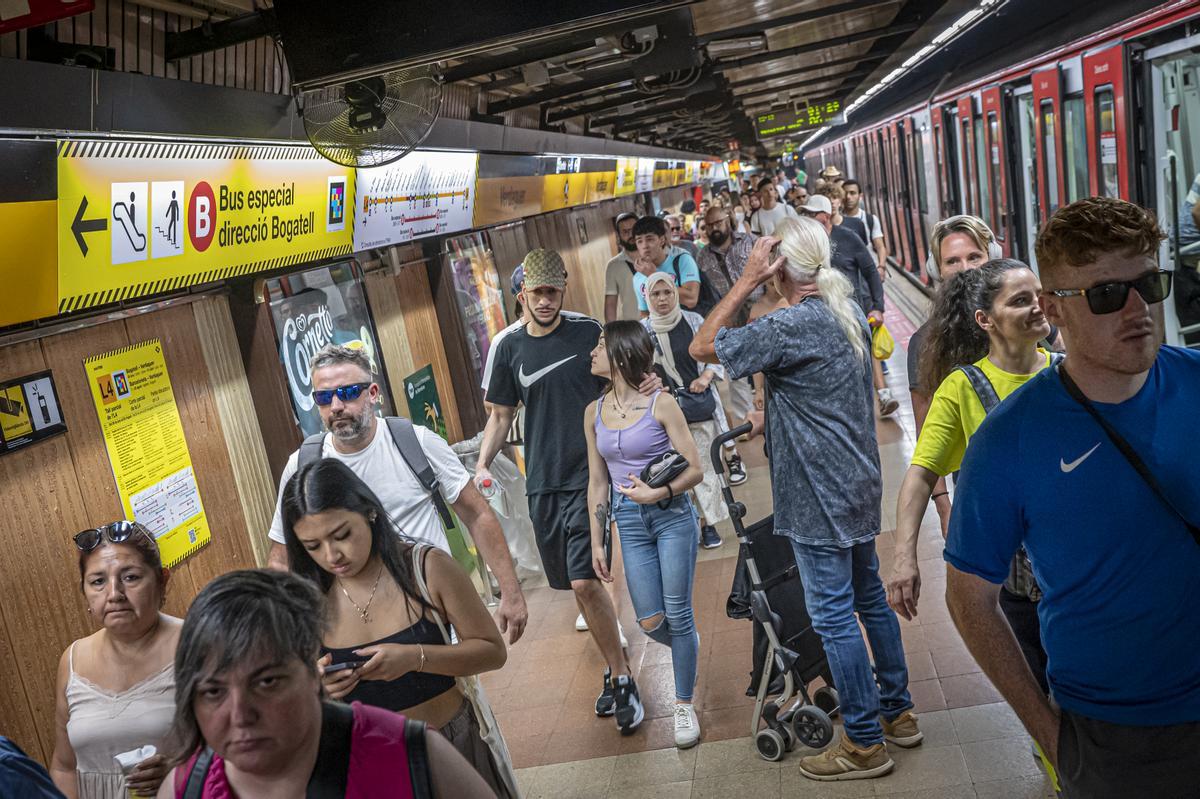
[521,249,567,290]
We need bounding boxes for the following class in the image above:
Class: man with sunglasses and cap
[477,249,656,733]
[944,197,1200,798]
[264,344,530,645]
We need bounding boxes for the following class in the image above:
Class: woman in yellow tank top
[887,260,1052,620]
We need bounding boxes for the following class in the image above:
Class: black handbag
[641,450,689,509]
[673,384,717,423]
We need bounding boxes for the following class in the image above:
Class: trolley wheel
[781,725,797,752]
[755,728,786,762]
[789,706,835,750]
[814,686,840,718]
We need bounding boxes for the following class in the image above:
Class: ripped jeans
[612,492,701,701]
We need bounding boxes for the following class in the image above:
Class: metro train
[805,0,1200,345]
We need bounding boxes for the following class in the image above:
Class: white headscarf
[644,271,685,386]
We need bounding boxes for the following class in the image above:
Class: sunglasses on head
[312,382,371,406]
[75,520,155,552]
[1049,270,1172,315]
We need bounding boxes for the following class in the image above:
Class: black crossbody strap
[181,748,214,799]
[1057,364,1200,546]
[405,718,433,799]
[306,701,354,799]
[955,364,1001,414]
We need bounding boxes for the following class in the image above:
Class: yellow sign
[614,157,638,197]
[57,140,354,314]
[541,172,589,212]
[85,339,211,567]
[0,385,32,442]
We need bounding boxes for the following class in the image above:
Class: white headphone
[925,215,1003,281]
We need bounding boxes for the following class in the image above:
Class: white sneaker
[575,613,588,632]
[674,703,701,748]
[877,388,899,417]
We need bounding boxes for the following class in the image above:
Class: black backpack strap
[306,700,354,799]
[669,253,683,285]
[181,748,214,799]
[385,417,455,529]
[298,432,325,471]
[1057,363,1200,546]
[404,717,433,799]
[955,364,1001,414]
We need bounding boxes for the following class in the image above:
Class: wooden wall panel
[123,305,256,592]
[364,268,417,419]
[393,263,467,443]
[0,341,95,763]
[193,295,276,568]
[486,223,532,321]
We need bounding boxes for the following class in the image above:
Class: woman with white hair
[641,271,732,549]
[690,217,919,784]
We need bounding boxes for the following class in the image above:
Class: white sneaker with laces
[674,703,701,748]
[877,388,899,417]
[575,613,588,632]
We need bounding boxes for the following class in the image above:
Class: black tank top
[321,616,456,712]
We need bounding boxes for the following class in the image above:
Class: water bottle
[478,478,505,516]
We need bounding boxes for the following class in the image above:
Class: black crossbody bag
[1056,364,1200,547]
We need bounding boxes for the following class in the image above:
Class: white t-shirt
[481,311,585,392]
[604,252,641,321]
[267,420,470,553]
[750,203,800,236]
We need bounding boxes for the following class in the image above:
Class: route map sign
[353,150,478,251]
[756,101,844,137]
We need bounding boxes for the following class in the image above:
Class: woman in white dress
[51,522,179,799]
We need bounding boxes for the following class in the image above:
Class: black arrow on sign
[72,196,107,257]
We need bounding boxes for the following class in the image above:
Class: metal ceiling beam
[486,63,642,115]
[165,8,275,61]
[727,52,887,90]
[545,87,665,124]
[714,23,918,71]
[698,0,900,44]
[734,66,875,101]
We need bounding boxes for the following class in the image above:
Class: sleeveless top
[173,702,416,799]
[320,616,456,712]
[65,641,176,799]
[594,391,672,487]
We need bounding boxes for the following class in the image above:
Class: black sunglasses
[1049,270,1172,315]
[75,520,155,552]
[312,382,371,406]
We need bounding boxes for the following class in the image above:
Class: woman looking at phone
[281,460,512,797]
[583,321,705,748]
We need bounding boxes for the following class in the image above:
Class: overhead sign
[0,371,67,455]
[354,150,478,251]
[56,140,354,314]
[756,101,844,137]
[85,339,211,567]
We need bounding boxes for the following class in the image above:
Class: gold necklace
[339,562,384,624]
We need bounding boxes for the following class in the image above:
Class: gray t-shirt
[604,251,641,320]
[715,298,881,547]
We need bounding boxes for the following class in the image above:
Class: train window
[975,116,991,227]
[960,117,973,214]
[1017,93,1042,257]
[912,127,929,214]
[1041,100,1060,212]
[986,112,1002,238]
[1095,88,1119,197]
[1063,95,1090,203]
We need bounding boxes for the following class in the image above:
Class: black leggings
[998,586,1049,696]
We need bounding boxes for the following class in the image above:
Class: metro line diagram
[354,150,478,247]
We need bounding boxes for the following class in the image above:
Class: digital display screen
[756,102,844,138]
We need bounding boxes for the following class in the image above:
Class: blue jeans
[790,539,913,746]
[613,492,701,701]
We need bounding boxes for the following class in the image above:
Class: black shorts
[527,488,596,590]
[1058,708,1200,798]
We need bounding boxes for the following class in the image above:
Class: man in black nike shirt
[477,249,649,734]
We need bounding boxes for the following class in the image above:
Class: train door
[903,116,928,269]
[981,86,1012,255]
[1032,65,1066,221]
[1083,43,1129,199]
[932,104,958,217]
[1061,56,1091,205]
[1013,85,1042,268]
[1147,38,1200,346]
[956,95,980,217]
[875,127,898,256]
[887,121,914,272]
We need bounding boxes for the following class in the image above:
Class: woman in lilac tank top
[583,321,706,749]
[156,570,492,799]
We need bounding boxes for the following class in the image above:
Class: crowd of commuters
[23,153,1197,799]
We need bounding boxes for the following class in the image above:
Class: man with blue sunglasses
[945,197,1200,797]
[265,344,528,644]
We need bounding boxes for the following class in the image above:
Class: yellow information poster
[84,339,210,567]
[57,140,354,314]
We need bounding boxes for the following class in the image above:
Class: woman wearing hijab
[641,271,731,549]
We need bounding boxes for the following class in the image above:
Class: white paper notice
[354,150,478,251]
[130,465,203,540]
